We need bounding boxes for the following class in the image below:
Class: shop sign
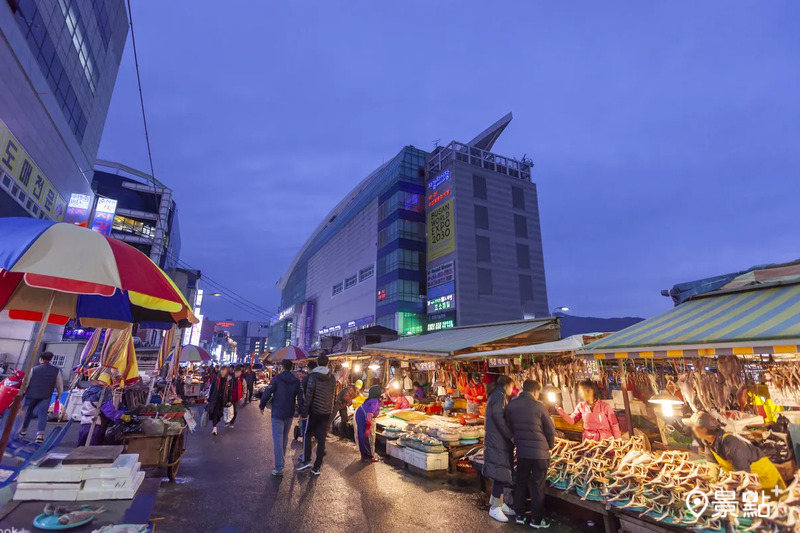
[427,261,454,288]
[0,117,67,221]
[90,197,117,236]
[427,318,455,332]
[318,315,374,336]
[278,305,295,321]
[427,169,450,190]
[428,281,455,300]
[302,301,315,350]
[216,321,235,327]
[427,188,450,208]
[488,358,508,368]
[427,293,455,314]
[416,362,436,371]
[64,193,92,226]
[427,199,455,261]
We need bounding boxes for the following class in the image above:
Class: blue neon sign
[428,169,450,190]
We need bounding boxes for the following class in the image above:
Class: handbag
[200,408,209,428]
[223,403,234,424]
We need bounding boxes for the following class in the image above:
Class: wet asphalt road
[152,403,585,533]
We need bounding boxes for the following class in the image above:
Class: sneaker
[35,434,44,444]
[370,457,379,463]
[516,516,527,526]
[489,507,509,523]
[502,504,516,517]
[212,427,218,436]
[296,463,312,472]
[19,430,26,437]
[229,424,234,429]
[271,469,283,477]
[311,469,321,476]
[530,518,550,529]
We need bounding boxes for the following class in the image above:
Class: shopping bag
[223,403,234,424]
[200,407,209,428]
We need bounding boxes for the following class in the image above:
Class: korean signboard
[427,293,455,314]
[64,193,92,226]
[427,199,455,261]
[91,197,117,236]
[427,261,454,288]
[0,117,67,221]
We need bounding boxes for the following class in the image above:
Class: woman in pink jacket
[556,380,621,441]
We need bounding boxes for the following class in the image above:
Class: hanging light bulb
[541,384,560,403]
[368,362,381,371]
[391,380,400,389]
[661,403,675,417]
[353,363,361,373]
[648,390,683,418]
[341,361,350,368]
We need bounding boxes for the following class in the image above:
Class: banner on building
[427,199,455,261]
[0,117,67,221]
[427,261,454,288]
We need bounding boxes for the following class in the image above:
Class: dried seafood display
[745,474,800,532]
[766,363,800,405]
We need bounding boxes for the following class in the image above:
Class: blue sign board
[428,281,454,300]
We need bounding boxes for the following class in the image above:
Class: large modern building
[271,114,549,350]
[0,0,127,220]
[92,160,181,271]
[212,320,270,362]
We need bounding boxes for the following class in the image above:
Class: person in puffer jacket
[297,355,336,476]
[78,385,129,446]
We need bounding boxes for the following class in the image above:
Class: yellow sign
[0,117,67,221]
[427,198,455,261]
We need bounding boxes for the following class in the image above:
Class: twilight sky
[97,1,800,323]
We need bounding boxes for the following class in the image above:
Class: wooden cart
[122,427,186,482]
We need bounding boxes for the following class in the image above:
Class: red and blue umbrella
[0,218,197,329]
[268,345,310,362]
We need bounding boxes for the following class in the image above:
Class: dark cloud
[98,1,800,321]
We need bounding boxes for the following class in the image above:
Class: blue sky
[98,1,800,322]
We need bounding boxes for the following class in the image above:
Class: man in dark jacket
[483,375,516,523]
[505,380,556,529]
[297,355,335,476]
[20,352,63,443]
[260,359,302,476]
[296,360,317,447]
[244,366,256,403]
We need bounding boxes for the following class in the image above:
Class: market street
[153,404,586,533]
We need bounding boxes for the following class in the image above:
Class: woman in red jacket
[228,365,246,428]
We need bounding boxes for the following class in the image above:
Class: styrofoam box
[81,454,140,480]
[403,446,449,471]
[387,441,406,462]
[83,470,141,491]
[15,483,81,501]
[76,471,145,501]
[18,464,83,484]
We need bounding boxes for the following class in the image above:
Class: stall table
[0,477,160,531]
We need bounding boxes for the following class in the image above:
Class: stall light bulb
[353,364,361,373]
[547,392,556,403]
[662,403,674,417]
[342,361,350,368]
[368,363,380,371]
[392,380,400,389]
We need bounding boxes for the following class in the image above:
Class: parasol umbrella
[268,345,310,362]
[167,344,211,363]
[0,217,198,456]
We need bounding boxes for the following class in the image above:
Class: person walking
[207,366,231,436]
[297,355,335,476]
[354,385,382,462]
[506,380,556,529]
[228,366,246,428]
[260,359,302,476]
[19,352,63,443]
[555,380,620,441]
[482,375,516,523]
[296,360,317,446]
[244,366,256,403]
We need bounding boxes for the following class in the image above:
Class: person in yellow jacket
[688,411,786,492]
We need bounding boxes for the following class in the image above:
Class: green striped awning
[580,283,800,360]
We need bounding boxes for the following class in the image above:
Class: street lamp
[210,292,222,297]
[552,306,570,315]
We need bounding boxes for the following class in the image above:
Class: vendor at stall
[555,380,621,441]
[355,385,382,462]
[688,411,786,492]
[413,381,425,401]
[462,375,486,415]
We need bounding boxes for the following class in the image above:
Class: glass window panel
[478,268,493,295]
[475,205,489,230]
[519,275,534,301]
[514,214,528,238]
[512,186,525,210]
[476,236,491,262]
[473,174,487,200]
[516,243,531,269]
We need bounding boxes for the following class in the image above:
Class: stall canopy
[453,333,605,361]
[580,280,800,360]
[363,318,559,360]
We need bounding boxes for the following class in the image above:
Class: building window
[514,214,528,238]
[332,282,343,296]
[478,268,493,295]
[376,280,421,304]
[473,175,487,200]
[476,236,491,263]
[378,219,425,247]
[50,353,66,368]
[474,205,489,230]
[359,264,374,282]
[377,249,422,275]
[517,243,531,269]
[379,190,424,221]
[512,186,525,210]
[344,275,358,290]
[519,275,534,302]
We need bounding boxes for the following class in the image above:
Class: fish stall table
[0,477,160,531]
[545,486,617,532]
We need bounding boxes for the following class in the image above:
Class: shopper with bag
[207,366,232,436]
[297,355,336,476]
[228,366,246,428]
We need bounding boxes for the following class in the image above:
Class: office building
[272,114,549,350]
[92,160,181,271]
[0,0,127,220]
[212,320,270,362]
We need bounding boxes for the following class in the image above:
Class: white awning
[453,334,603,361]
